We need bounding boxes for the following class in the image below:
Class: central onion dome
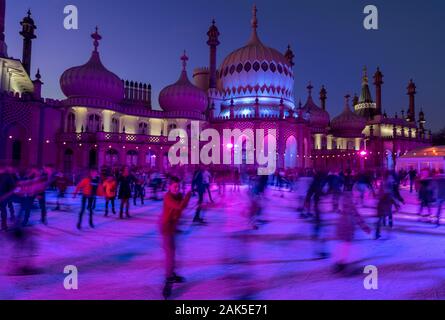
[218,5,295,109]
[302,83,330,129]
[60,28,124,104]
[159,51,208,113]
[331,95,367,137]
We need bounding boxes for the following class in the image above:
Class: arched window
[139,122,149,135]
[67,112,76,133]
[347,141,355,150]
[111,118,119,133]
[105,149,119,166]
[285,136,297,169]
[88,114,101,133]
[169,123,177,131]
[146,151,156,168]
[126,150,138,166]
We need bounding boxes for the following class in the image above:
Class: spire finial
[284,45,295,67]
[345,94,351,108]
[251,4,258,30]
[180,50,188,71]
[91,26,102,52]
[35,68,41,80]
[307,82,313,96]
[362,66,368,85]
[27,9,32,17]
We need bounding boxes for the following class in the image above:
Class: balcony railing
[57,132,171,145]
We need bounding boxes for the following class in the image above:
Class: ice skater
[375,171,401,239]
[333,189,371,273]
[103,175,117,216]
[192,167,206,224]
[0,165,16,231]
[73,168,100,229]
[118,167,134,219]
[54,172,69,211]
[160,177,192,299]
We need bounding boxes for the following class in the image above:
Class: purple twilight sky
[4,0,445,131]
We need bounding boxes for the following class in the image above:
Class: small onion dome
[60,27,124,103]
[331,95,367,137]
[302,83,330,128]
[159,51,208,113]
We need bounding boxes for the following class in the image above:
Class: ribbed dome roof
[302,84,330,129]
[60,28,124,103]
[218,6,294,107]
[331,95,367,137]
[159,52,208,113]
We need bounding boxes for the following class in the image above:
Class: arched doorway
[146,150,157,168]
[64,149,74,173]
[3,123,28,167]
[386,149,394,170]
[89,149,97,168]
[285,136,297,169]
[12,140,22,166]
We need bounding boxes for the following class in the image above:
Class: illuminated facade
[0,2,432,175]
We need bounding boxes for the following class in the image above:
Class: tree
[432,128,445,146]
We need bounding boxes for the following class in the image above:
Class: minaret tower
[20,9,37,76]
[407,79,416,123]
[319,85,327,111]
[0,0,8,57]
[207,19,220,89]
[284,45,295,67]
[373,67,383,116]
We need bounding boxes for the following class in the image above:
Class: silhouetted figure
[408,167,417,193]
[376,172,401,239]
[418,170,434,217]
[0,166,16,231]
[433,173,445,226]
[118,167,134,219]
[333,190,371,273]
[192,168,206,224]
[327,171,344,212]
[133,173,145,205]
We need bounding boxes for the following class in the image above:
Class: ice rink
[1,185,444,300]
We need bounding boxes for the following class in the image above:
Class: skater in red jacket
[160,176,191,287]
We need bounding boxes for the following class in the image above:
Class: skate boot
[162,281,173,300]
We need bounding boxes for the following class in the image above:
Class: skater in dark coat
[333,190,371,272]
[375,172,400,239]
[0,166,16,231]
[118,167,134,219]
[192,168,206,224]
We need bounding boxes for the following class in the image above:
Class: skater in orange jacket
[160,176,192,284]
[73,168,100,229]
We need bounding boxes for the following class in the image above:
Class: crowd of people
[0,163,444,295]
